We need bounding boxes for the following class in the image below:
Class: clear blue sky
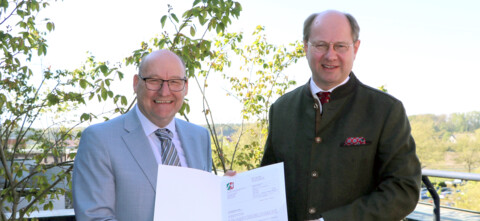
[40,0,480,125]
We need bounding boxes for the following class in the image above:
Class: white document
[154,162,287,221]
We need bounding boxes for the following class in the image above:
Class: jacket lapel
[122,109,158,191]
[175,120,196,168]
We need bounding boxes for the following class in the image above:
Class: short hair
[138,54,150,76]
[303,12,360,43]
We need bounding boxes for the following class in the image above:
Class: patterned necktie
[154,128,181,166]
[317,92,331,105]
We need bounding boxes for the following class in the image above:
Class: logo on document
[226,182,234,190]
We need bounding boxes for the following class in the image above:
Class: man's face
[304,12,360,90]
[133,51,188,128]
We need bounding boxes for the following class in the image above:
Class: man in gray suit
[73,49,212,220]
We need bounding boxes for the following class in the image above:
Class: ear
[183,79,188,96]
[353,40,361,58]
[133,74,139,93]
[303,41,309,54]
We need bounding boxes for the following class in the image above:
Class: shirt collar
[135,105,176,136]
[310,76,350,97]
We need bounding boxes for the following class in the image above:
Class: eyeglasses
[307,41,354,54]
[138,75,187,92]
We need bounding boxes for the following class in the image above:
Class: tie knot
[316,92,331,105]
[155,128,173,140]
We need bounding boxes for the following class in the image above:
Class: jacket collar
[303,72,359,100]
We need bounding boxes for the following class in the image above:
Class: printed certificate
[154,162,287,221]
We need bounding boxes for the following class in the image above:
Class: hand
[224,170,237,176]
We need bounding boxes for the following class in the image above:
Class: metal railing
[420,169,480,221]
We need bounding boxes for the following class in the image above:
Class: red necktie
[317,92,331,105]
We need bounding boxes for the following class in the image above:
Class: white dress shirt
[135,105,188,167]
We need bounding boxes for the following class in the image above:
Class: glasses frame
[138,75,187,92]
[307,41,354,54]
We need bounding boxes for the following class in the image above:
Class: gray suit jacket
[73,108,212,221]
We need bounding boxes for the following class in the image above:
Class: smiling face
[133,50,188,128]
[304,11,360,90]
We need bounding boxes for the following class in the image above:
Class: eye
[315,43,329,50]
[147,79,162,84]
[169,80,182,85]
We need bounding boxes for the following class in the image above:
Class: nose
[158,81,171,95]
[324,44,337,60]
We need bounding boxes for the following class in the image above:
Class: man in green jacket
[261,10,422,221]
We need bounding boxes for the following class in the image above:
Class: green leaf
[101,88,107,100]
[38,44,44,56]
[0,0,9,8]
[80,113,91,121]
[121,96,128,105]
[117,71,124,80]
[189,66,194,76]
[199,16,206,25]
[216,23,225,34]
[201,10,207,25]
[68,152,77,160]
[79,79,87,89]
[158,39,166,49]
[171,13,179,23]
[46,22,54,31]
[190,26,196,36]
[0,93,6,109]
[26,194,32,202]
[179,102,190,116]
[191,7,200,17]
[47,93,59,105]
[233,2,242,16]
[52,149,59,157]
[43,202,49,210]
[99,64,108,76]
[193,0,201,6]
[160,15,167,27]
[17,9,25,18]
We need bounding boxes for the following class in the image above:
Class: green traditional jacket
[261,73,422,221]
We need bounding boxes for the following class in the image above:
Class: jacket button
[308,207,317,214]
[311,171,318,178]
[315,137,322,143]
